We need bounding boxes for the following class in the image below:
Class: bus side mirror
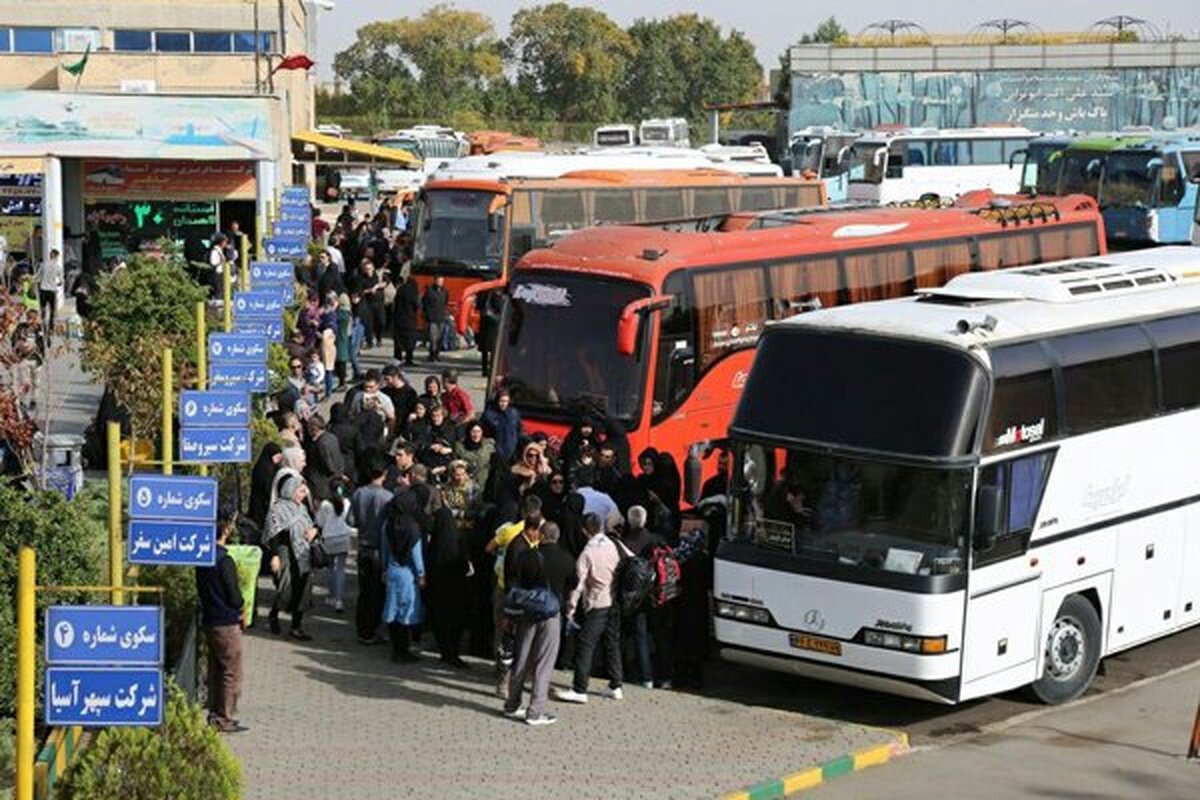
[616,294,672,356]
[457,277,507,335]
[1008,148,1027,170]
[836,145,851,166]
[1086,158,1103,179]
[684,444,705,507]
[1145,157,1164,178]
[975,485,1004,550]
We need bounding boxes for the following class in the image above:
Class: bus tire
[1028,594,1102,705]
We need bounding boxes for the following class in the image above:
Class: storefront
[0,157,43,267]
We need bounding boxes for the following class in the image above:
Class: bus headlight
[862,629,947,655]
[715,600,773,625]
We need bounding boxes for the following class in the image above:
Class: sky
[312,0,1199,81]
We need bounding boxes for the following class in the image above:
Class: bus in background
[375,125,471,193]
[848,127,1035,204]
[788,127,860,202]
[467,130,543,155]
[639,118,691,148]
[1012,134,1075,196]
[413,170,826,316]
[594,124,637,148]
[472,197,1105,476]
[715,247,1200,705]
[1051,134,1149,199]
[1100,134,1200,245]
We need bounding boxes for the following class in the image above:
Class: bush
[57,686,241,800]
[134,566,197,669]
[1,716,13,799]
[0,485,105,717]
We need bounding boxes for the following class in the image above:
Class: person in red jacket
[440,369,474,423]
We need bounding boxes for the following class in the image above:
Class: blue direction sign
[249,261,294,284]
[180,427,251,464]
[263,236,306,257]
[273,220,309,238]
[46,606,163,667]
[233,318,285,339]
[179,389,251,428]
[281,185,309,202]
[208,333,269,364]
[233,291,285,318]
[277,205,311,223]
[209,363,269,393]
[128,520,217,566]
[129,474,217,522]
[45,667,163,727]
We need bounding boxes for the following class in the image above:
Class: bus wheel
[1029,595,1102,705]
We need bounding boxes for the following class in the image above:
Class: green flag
[63,44,90,77]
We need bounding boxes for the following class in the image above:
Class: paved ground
[227,577,902,800]
[811,661,1200,800]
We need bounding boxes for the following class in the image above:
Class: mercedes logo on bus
[803,609,825,632]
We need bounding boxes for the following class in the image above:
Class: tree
[623,14,764,124]
[81,247,206,442]
[333,5,503,126]
[800,16,849,45]
[506,3,634,124]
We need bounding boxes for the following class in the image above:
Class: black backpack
[615,539,655,616]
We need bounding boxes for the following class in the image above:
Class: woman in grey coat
[266,473,318,640]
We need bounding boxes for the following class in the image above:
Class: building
[0,0,322,267]
[787,38,1200,137]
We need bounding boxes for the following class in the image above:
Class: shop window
[13,27,53,53]
[114,30,153,51]
[0,29,11,53]
[233,32,271,53]
[841,247,912,302]
[693,266,769,372]
[154,31,192,53]
[194,31,233,53]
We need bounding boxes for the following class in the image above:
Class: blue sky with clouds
[313,1,1198,80]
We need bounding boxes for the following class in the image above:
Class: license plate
[789,633,842,656]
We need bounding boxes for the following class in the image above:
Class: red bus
[409,169,826,321]
[466,197,1106,480]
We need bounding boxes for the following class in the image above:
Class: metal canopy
[290,130,422,169]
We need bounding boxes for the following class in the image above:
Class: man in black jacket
[392,272,420,365]
[421,275,450,362]
[196,507,246,733]
[537,522,578,670]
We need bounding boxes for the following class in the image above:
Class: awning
[291,130,422,169]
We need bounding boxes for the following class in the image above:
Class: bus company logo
[512,283,571,307]
[994,418,1045,448]
[731,370,748,390]
[802,609,825,632]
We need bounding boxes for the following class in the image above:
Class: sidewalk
[811,662,1200,800]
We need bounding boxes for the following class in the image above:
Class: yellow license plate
[789,633,842,656]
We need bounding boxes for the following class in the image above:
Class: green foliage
[0,485,106,717]
[58,686,242,800]
[134,566,196,668]
[801,16,849,45]
[624,14,763,125]
[212,412,284,519]
[82,252,207,439]
[0,716,12,799]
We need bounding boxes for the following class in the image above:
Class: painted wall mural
[790,68,1200,133]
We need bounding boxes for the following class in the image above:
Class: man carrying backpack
[554,513,623,704]
[619,505,680,689]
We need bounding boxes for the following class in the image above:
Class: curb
[720,732,910,800]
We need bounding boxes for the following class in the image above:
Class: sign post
[16,547,34,800]
[106,422,123,606]
[195,301,209,477]
[161,348,173,475]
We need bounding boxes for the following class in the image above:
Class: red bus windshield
[494,272,650,427]
[411,189,505,276]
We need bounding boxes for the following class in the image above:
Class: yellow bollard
[16,546,34,800]
[196,302,208,477]
[161,348,173,475]
[256,216,265,261]
[223,258,233,333]
[239,234,250,292]
[106,421,123,606]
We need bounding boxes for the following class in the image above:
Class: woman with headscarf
[265,473,318,640]
[603,418,632,476]
[655,450,683,535]
[419,374,443,411]
[536,469,569,526]
[454,419,495,493]
[422,482,472,668]
[248,442,284,533]
[334,293,355,386]
[380,490,426,663]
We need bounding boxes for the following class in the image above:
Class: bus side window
[1050,325,1156,435]
[841,247,913,302]
[912,240,972,288]
[977,231,1039,270]
[971,140,1004,165]
[594,189,636,224]
[985,343,1059,453]
[540,190,586,239]
[1037,223,1100,262]
[652,272,695,422]
[1159,159,1185,206]
[976,450,1055,567]
[767,256,840,314]
[1182,152,1200,183]
[692,266,769,373]
[1147,313,1200,411]
[693,188,731,217]
[644,189,685,221]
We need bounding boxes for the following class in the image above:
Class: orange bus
[409,169,827,318]
[467,130,543,155]
[466,197,1106,479]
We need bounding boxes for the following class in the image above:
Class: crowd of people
[228,364,719,728]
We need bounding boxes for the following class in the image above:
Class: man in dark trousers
[421,275,450,362]
[536,522,578,670]
[392,271,420,366]
[196,505,246,733]
[351,450,394,644]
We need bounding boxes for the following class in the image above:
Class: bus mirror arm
[457,278,507,335]
[1008,149,1027,170]
[616,294,673,356]
[974,485,1004,551]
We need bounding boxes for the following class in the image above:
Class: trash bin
[41,433,85,500]
[227,544,264,627]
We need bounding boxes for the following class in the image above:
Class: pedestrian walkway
[811,661,1200,800]
[226,575,902,799]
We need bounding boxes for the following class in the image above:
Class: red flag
[272,54,315,73]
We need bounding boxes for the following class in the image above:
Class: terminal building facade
[0,0,319,266]
[786,39,1200,134]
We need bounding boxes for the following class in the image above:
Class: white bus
[714,246,1200,704]
[639,117,691,148]
[848,127,1034,205]
[594,124,637,148]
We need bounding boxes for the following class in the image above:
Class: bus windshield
[1099,152,1158,208]
[848,143,886,184]
[1021,143,1065,195]
[495,272,649,426]
[1057,150,1104,197]
[412,189,505,275]
[791,139,823,175]
[730,443,971,578]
